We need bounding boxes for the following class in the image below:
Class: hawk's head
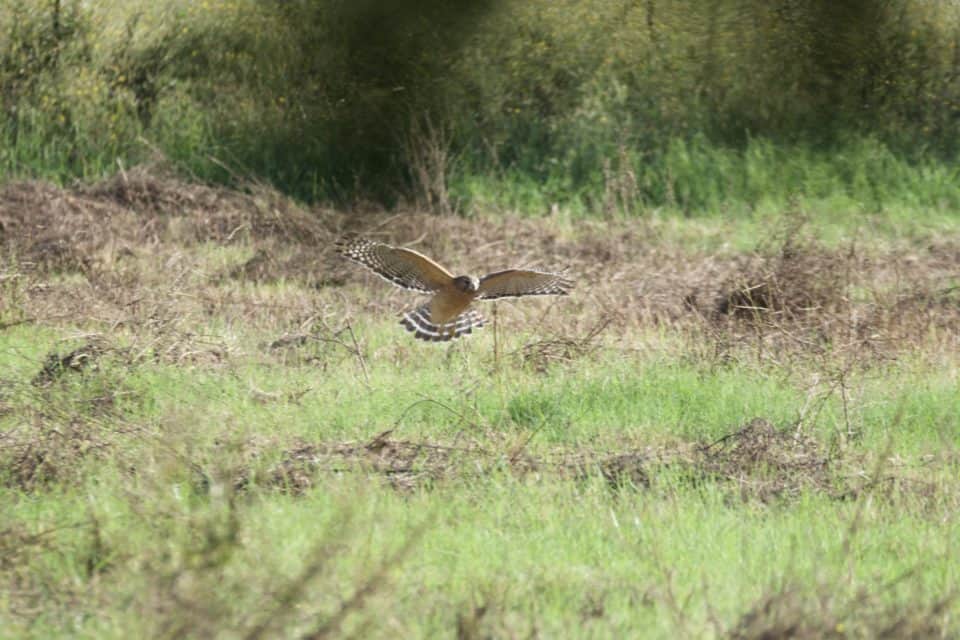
[453,275,480,293]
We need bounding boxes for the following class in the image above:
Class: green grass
[4,1,960,210]
[6,322,956,452]
[1,445,956,637]
[4,0,960,632]
[2,315,958,637]
[452,135,960,220]
[2,175,959,636]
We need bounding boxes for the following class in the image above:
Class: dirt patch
[0,166,335,277]
[712,238,851,322]
[234,418,957,508]
[242,430,656,495]
[694,418,831,501]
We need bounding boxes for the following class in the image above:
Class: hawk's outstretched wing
[335,238,454,293]
[477,269,574,300]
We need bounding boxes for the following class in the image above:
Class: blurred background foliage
[1,0,959,214]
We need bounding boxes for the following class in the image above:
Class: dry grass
[3,167,958,354]
[2,167,958,496]
[694,418,830,501]
[1,167,958,636]
[252,431,663,495]
[728,582,955,639]
[228,418,960,509]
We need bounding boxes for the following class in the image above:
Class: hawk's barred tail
[400,304,485,342]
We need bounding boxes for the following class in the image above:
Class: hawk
[336,237,573,341]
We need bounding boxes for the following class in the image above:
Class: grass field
[4,2,960,636]
[1,169,958,638]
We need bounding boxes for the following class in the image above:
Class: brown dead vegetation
[1,167,958,501]
[2,166,957,364]
[1,409,139,491]
[0,166,338,289]
[251,432,655,495]
[514,316,611,373]
[31,337,113,387]
[728,581,955,639]
[228,419,957,508]
[695,418,831,501]
[712,233,851,321]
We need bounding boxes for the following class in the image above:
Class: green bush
[2,0,959,213]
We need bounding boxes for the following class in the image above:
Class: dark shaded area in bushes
[2,1,959,208]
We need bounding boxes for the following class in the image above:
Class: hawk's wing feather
[336,238,453,293]
[477,269,574,300]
